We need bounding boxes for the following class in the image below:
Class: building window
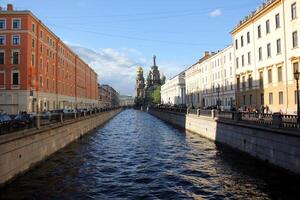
[241,36,244,47]
[46,78,49,90]
[40,44,43,53]
[46,62,49,73]
[291,2,297,20]
[261,93,264,105]
[235,39,238,50]
[293,62,299,73]
[275,13,280,28]
[12,19,21,29]
[40,30,43,39]
[32,23,35,33]
[243,95,246,105]
[248,74,252,89]
[0,35,5,45]
[267,43,271,58]
[247,32,250,44]
[52,80,55,91]
[269,93,273,105]
[276,39,281,54]
[0,70,5,89]
[0,19,6,29]
[32,53,35,66]
[12,50,19,64]
[0,51,4,64]
[268,69,272,83]
[39,58,43,71]
[266,20,270,34]
[237,77,240,91]
[278,66,282,82]
[250,94,253,105]
[39,75,43,87]
[242,76,246,91]
[258,25,261,38]
[32,38,35,48]
[259,71,264,88]
[279,91,284,104]
[12,70,19,86]
[259,47,262,61]
[292,31,298,48]
[12,35,20,45]
[247,52,251,65]
[236,57,239,68]
[241,55,244,67]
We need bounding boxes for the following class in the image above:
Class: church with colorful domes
[135,55,165,104]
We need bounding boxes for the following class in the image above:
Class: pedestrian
[265,105,269,114]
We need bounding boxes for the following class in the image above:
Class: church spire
[153,55,157,66]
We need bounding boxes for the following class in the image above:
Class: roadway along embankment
[0,108,122,186]
[148,109,300,174]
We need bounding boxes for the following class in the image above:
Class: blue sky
[3,0,264,95]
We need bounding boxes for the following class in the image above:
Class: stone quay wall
[148,109,300,174]
[0,109,122,186]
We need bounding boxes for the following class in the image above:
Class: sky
[2,0,265,95]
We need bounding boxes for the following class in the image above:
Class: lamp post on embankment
[294,70,300,123]
[216,84,220,109]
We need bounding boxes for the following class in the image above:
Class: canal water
[0,109,299,199]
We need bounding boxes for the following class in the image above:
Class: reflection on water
[0,109,299,199]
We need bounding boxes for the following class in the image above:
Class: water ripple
[0,109,300,200]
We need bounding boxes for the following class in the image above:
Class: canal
[0,109,299,199]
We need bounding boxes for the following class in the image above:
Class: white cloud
[69,44,186,96]
[70,45,147,96]
[209,9,222,17]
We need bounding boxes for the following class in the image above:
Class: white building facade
[200,46,236,110]
[185,52,211,107]
[161,73,186,105]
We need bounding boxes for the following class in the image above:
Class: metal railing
[0,107,120,135]
[150,105,300,132]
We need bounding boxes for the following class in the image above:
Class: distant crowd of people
[233,105,271,114]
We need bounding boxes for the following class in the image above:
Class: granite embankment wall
[149,109,300,174]
[0,109,122,185]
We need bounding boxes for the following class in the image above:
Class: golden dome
[136,67,143,73]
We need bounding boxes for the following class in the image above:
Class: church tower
[147,55,161,86]
[135,67,145,98]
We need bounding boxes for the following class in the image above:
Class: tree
[134,96,144,107]
[151,86,161,104]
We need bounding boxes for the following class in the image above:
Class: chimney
[203,51,210,57]
[7,4,13,11]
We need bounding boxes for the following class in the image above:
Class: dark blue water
[0,109,299,199]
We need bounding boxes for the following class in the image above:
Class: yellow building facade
[232,0,300,114]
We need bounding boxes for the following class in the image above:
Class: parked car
[12,112,34,129]
[0,114,12,134]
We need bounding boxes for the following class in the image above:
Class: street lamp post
[294,70,300,123]
[216,84,220,109]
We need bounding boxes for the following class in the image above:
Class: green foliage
[151,86,161,104]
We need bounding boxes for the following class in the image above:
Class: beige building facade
[232,0,300,114]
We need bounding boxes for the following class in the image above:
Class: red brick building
[0,4,98,114]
